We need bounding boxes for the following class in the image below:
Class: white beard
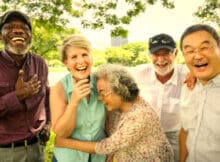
[6,43,30,55]
[154,62,174,76]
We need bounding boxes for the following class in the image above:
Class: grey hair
[94,64,139,102]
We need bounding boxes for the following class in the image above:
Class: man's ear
[174,48,178,57]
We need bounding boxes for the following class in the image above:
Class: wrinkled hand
[15,70,41,100]
[70,79,91,103]
[106,154,114,162]
[184,72,196,90]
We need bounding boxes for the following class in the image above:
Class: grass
[45,130,56,162]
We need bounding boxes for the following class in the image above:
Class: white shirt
[181,74,220,162]
[130,64,187,132]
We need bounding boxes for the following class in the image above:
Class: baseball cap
[149,33,176,53]
[0,10,32,31]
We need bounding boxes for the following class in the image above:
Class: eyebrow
[183,40,211,49]
[98,89,104,93]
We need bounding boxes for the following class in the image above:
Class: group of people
[0,10,219,162]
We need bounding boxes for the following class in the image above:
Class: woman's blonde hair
[60,35,92,62]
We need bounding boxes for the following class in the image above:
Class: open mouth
[156,62,168,67]
[11,37,25,43]
[76,66,87,72]
[194,63,208,68]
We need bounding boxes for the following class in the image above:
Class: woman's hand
[70,78,91,104]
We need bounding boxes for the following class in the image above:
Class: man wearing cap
[0,10,49,162]
[131,33,188,162]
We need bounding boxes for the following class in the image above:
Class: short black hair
[180,24,220,50]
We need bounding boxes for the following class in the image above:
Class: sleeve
[0,91,24,117]
[95,108,148,154]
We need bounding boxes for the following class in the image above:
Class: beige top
[95,98,174,162]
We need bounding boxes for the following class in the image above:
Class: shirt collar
[2,49,29,66]
[197,73,220,89]
[213,74,220,86]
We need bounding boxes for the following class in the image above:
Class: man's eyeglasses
[98,91,112,100]
[183,45,214,55]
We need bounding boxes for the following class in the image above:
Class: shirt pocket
[166,97,181,114]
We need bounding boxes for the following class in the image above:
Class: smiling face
[182,30,220,84]
[97,77,123,112]
[64,46,93,81]
[150,48,176,77]
[1,18,31,55]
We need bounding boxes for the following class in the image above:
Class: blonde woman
[50,35,106,162]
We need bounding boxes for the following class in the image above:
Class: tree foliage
[0,0,218,64]
[0,0,175,38]
[194,0,220,27]
[80,0,174,37]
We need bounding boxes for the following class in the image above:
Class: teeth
[12,37,25,41]
[76,66,86,70]
[194,63,208,67]
[156,61,168,66]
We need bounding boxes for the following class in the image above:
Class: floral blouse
[95,97,174,162]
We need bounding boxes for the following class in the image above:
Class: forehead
[66,46,89,55]
[97,78,109,91]
[182,30,216,48]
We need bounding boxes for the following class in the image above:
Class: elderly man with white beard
[0,10,49,162]
[131,33,188,162]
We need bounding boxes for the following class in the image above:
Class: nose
[12,27,25,34]
[194,50,204,59]
[157,55,166,61]
[76,55,85,63]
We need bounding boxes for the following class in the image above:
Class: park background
[0,0,219,161]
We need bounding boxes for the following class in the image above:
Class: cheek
[64,60,75,69]
[85,57,93,65]
[151,57,157,64]
[183,55,192,65]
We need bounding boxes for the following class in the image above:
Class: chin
[7,45,29,55]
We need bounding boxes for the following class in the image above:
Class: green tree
[92,49,107,66]
[104,47,134,66]
[122,42,149,65]
[1,0,218,39]
[0,0,174,39]
[194,0,220,27]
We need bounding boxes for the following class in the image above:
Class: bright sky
[71,0,206,49]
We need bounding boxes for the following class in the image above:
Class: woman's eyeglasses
[98,91,112,100]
